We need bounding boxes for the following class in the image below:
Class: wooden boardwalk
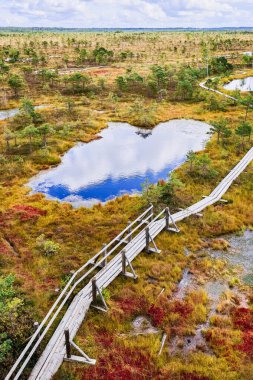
[199,80,237,101]
[6,145,253,380]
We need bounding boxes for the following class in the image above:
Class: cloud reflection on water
[27,120,210,206]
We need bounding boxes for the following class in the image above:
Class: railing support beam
[165,207,180,233]
[121,250,138,280]
[145,227,161,254]
[91,279,108,312]
[64,329,96,365]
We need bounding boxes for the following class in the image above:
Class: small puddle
[224,76,253,92]
[131,316,159,336]
[120,316,159,337]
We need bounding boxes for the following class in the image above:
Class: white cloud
[0,0,252,28]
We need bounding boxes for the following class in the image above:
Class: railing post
[122,250,127,275]
[145,227,150,252]
[92,279,97,303]
[165,207,169,230]
[34,321,40,337]
[102,244,107,267]
[149,203,153,221]
[64,329,71,359]
[127,221,132,242]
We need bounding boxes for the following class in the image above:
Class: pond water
[223,77,253,92]
[0,105,47,120]
[27,120,211,207]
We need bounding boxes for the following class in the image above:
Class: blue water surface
[27,120,210,207]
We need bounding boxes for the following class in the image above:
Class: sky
[0,0,253,29]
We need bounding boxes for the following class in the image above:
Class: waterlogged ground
[224,76,253,92]
[27,119,211,207]
[210,230,253,285]
[166,231,253,356]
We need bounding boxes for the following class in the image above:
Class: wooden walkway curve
[5,145,253,380]
[199,79,237,101]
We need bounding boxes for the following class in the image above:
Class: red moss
[0,239,12,254]
[95,329,114,348]
[237,331,253,358]
[81,343,158,380]
[232,308,253,331]
[171,299,194,318]
[115,292,148,318]
[147,304,165,327]
[11,205,46,221]
[0,213,5,226]
[205,329,227,347]
[180,373,209,380]
[233,307,253,358]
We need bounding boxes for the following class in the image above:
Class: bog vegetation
[0,29,253,380]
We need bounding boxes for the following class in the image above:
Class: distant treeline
[1,27,253,34]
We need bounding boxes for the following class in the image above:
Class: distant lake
[27,120,211,207]
[224,77,253,92]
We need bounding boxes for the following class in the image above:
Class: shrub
[36,234,60,256]
[0,275,33,375]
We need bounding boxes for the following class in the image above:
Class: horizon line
[1,26,253,31]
